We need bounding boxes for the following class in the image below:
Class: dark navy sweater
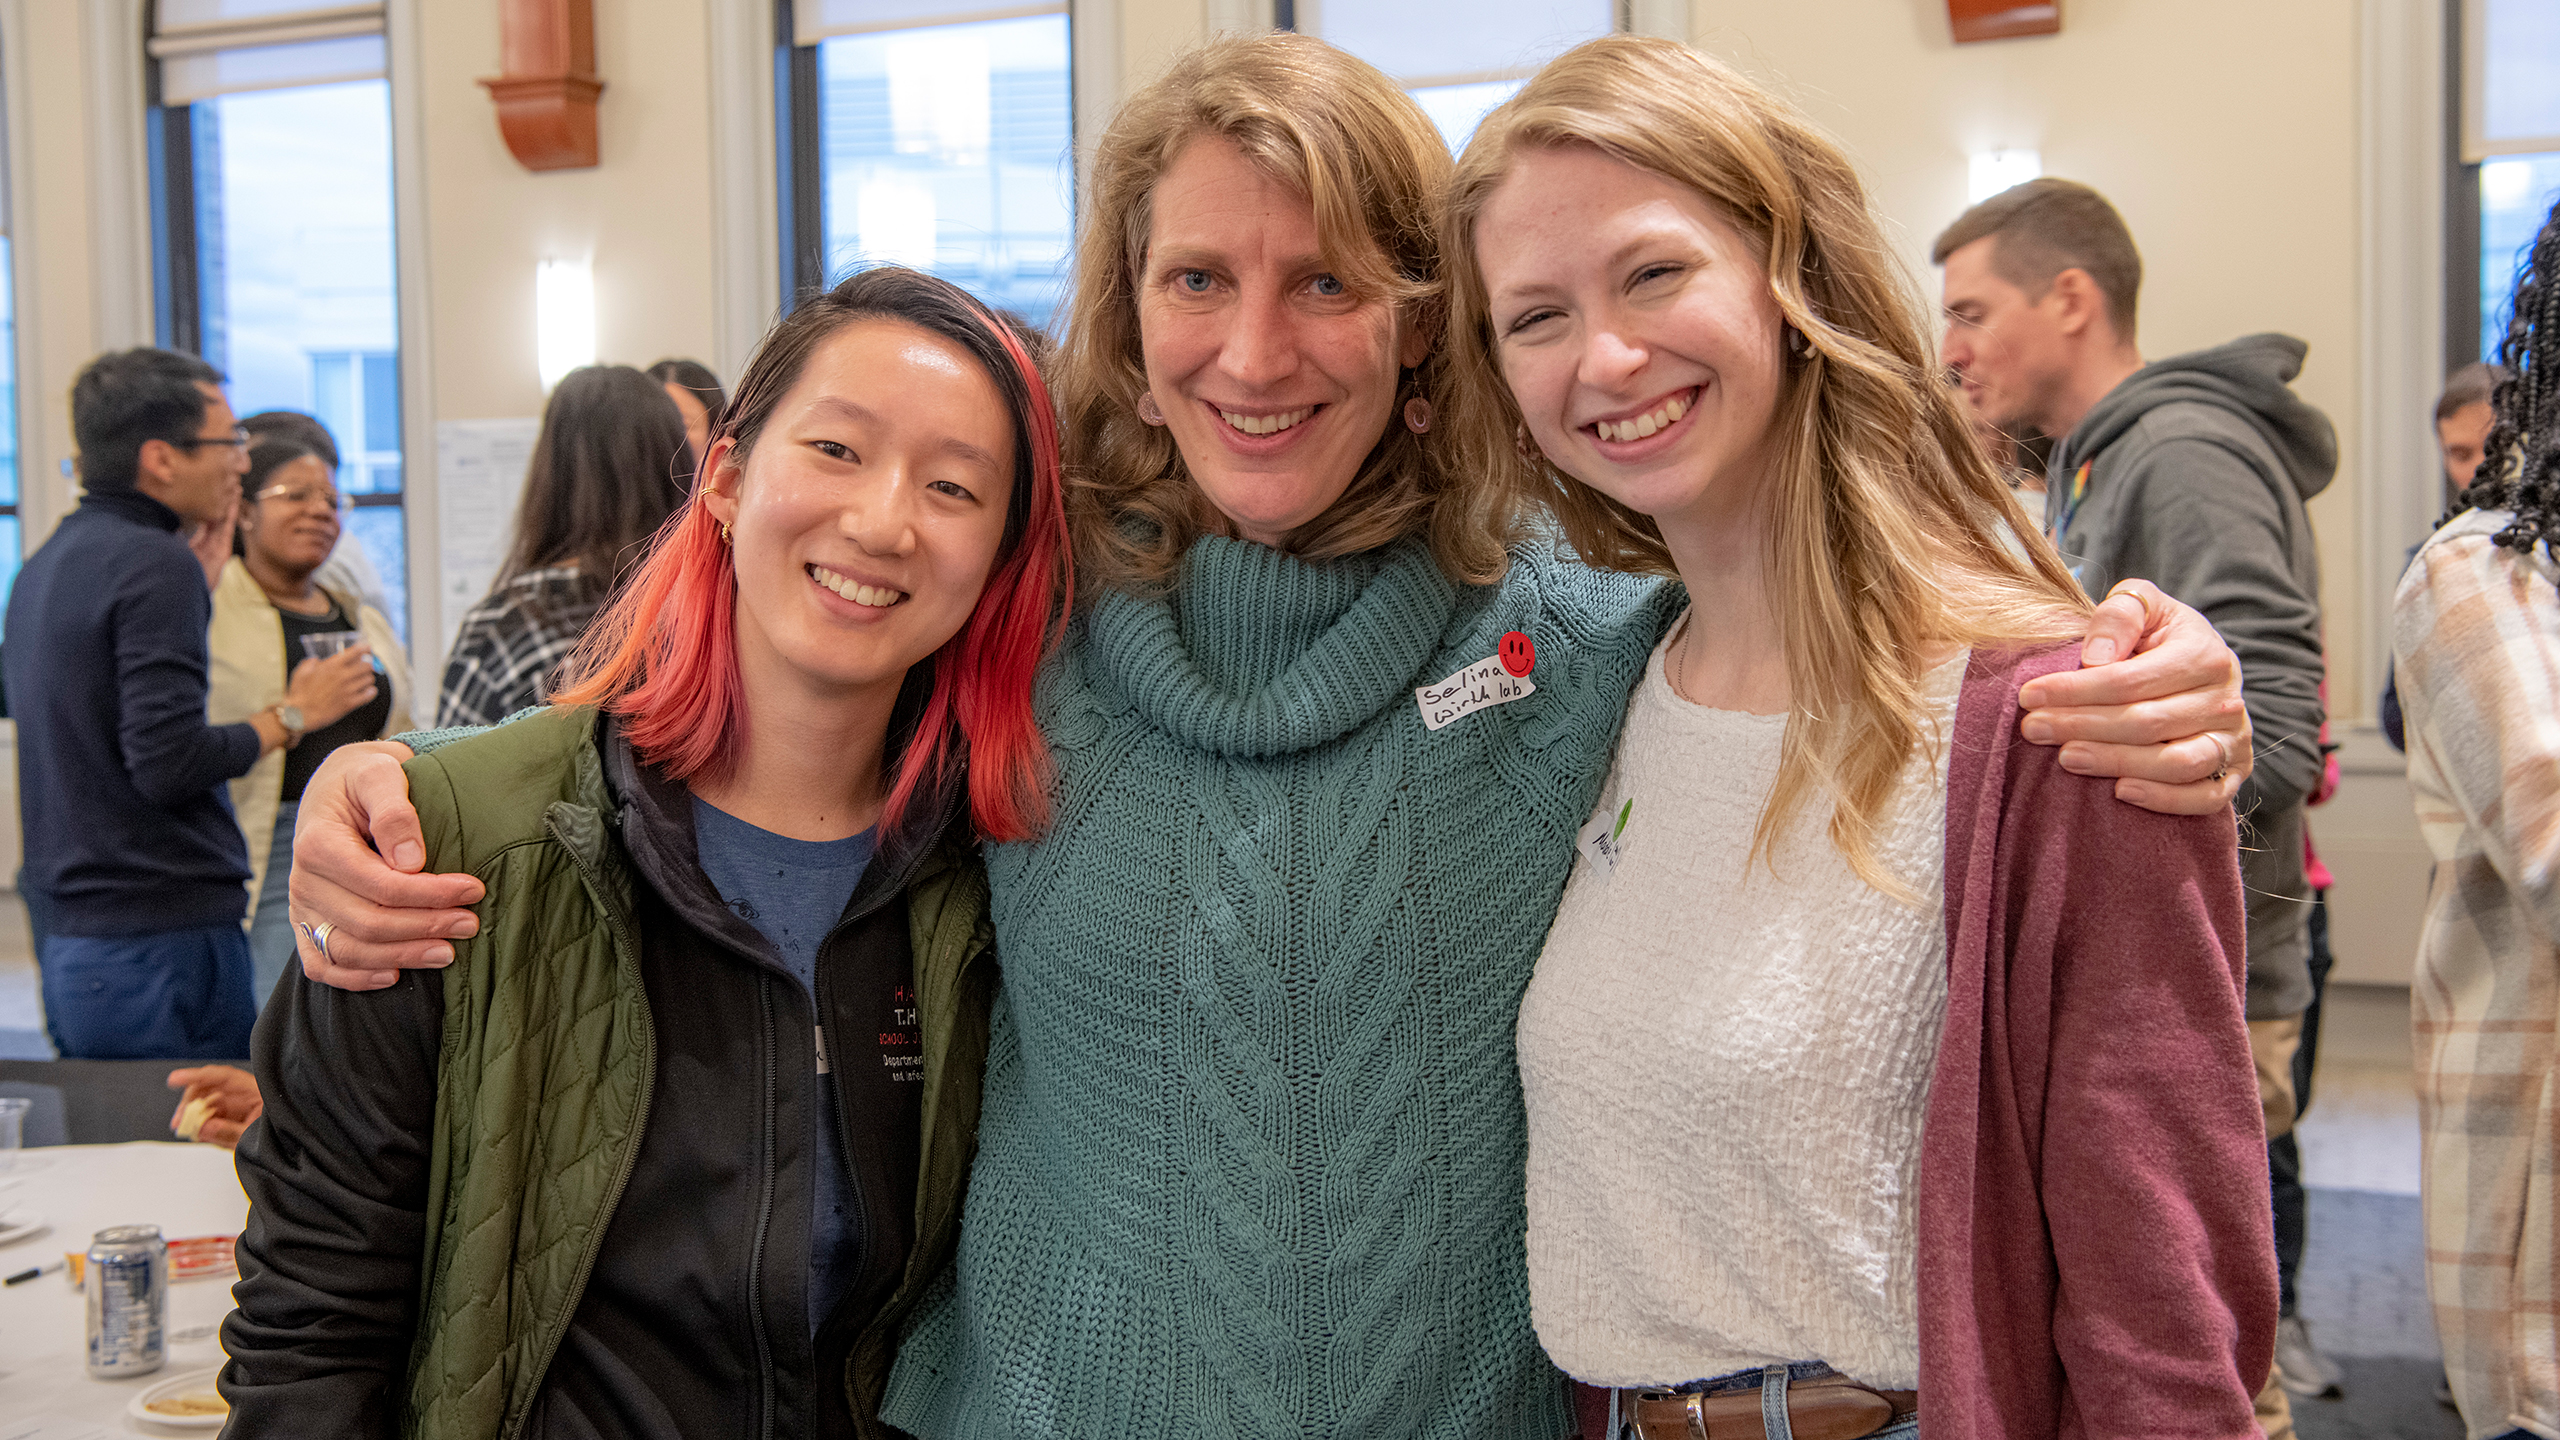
[5,489,260,935]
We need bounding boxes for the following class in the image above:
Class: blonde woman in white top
[1443,37,2274,1440]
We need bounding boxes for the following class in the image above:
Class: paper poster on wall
[433,417,542,666]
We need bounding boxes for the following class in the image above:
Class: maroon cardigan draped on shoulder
[1574,643,2273,1440]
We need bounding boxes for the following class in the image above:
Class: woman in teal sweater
[286,35,2254,1440]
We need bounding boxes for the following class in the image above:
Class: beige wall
[1122,0,1213,93]
[410,0,720,421]
[1690,0,2371,707]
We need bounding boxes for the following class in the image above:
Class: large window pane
[2480,153,2560,360]
[1305,0,1605,157]
[1410,80,1521,154]
[191,78,405,639]
[1311,0,1610,85]
[817,14,1073,328]
[343,504,404,644]
[2479,0,2560,152]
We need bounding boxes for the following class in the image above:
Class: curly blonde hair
[1058,32,1517,593]
[1441,35,2090,893]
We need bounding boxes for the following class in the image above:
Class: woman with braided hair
[2392,194,2560,1440]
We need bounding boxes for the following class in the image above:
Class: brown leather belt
[1613,1372,1918,1440]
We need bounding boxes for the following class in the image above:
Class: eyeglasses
[253,482,348,512]
[170,428,252,452]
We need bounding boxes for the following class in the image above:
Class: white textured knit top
[1515,629,1966,1390]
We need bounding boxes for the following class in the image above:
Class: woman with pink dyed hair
[214,267,1070,1438]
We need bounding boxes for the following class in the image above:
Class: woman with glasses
[206,436,411,1011]
[243,408,398,623]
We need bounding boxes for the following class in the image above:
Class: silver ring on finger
[300,919,335,965]
[2208,731,2234,783]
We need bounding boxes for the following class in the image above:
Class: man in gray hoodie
[1935,178,2333,1423]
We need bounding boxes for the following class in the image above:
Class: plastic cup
[0,1096,28,1172]
[298,631,364,662]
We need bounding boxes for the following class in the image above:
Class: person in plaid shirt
[437,366,689,726]
[2393,194,2560,1440]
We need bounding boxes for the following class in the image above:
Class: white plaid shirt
[2393,507,2560,1439]
[435,565,602,729]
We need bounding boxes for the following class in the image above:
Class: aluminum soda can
[85,1224,167,1378]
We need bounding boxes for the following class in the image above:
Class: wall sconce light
[1968,150,2043,204]
[482,0,605,171]
[536,257,595,390]
[1948,0,2060,43]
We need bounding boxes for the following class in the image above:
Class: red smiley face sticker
[1499,630,1535,678]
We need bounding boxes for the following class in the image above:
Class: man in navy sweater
[6,349,365,1057]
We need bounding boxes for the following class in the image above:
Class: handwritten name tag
[1416,655,1537,732]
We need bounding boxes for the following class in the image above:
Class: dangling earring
[1136,392,1165,426]
[1398,368,1433,435]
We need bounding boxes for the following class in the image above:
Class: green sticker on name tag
[1576,796,1632,874]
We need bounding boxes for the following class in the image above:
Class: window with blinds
[147,0,408,640]
[1297,0,1613,152]
[149,1,386,107]
[786,0,1075,327]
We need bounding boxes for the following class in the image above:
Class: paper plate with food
[129,1367,229,1428]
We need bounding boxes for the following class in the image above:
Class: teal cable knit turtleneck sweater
[881,535,1676,1440]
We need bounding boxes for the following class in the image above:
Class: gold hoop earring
[719,519,732,544]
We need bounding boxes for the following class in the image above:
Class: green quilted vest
[393,706,995,1440]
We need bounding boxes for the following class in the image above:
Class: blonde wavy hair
[1058,32,1516,592]
[1442,35,2091,892]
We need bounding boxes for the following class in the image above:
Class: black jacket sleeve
[219,959,446,1437]
[113,555,260,805]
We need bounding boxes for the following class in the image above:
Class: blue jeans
[39,924,255,1059]
[244,800,300,1013]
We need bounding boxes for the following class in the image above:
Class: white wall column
[2358,0,2447,699]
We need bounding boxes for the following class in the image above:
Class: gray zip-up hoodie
[2047,333,2331,1020]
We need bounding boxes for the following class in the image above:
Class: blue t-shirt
[690,796,876,1337]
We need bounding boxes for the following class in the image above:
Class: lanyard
[2046,460,2093,547]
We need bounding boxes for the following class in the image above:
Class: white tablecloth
[0,1143,247,1436]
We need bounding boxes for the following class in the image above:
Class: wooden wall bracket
[1948,0,2061,43]
[481,0,604,171]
